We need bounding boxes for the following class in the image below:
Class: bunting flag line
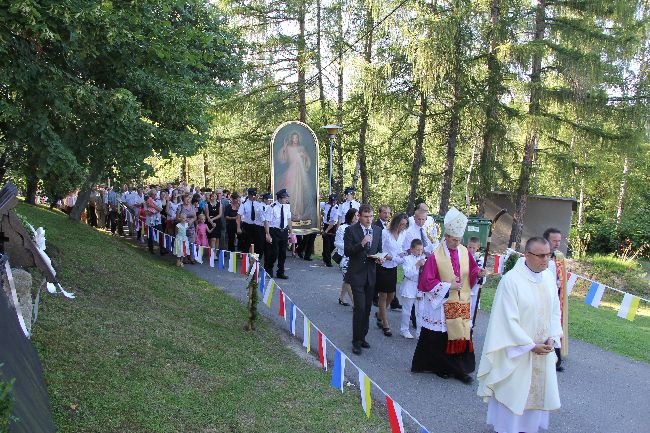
[289,302,296,335]
[617,293,640,321]
[584,281,606,308]
[159,230,164,247]
[386,396,405,433]
[263,279,275,308]
[182,240,188,256]
[566,272,579,294]
[209,248,215,267]
[303,316,311,352]
[248,259,257,277]
[318,331,327,370]
[240,254,248,275]
[359,369,371,418]
[278,290,285,318]
[197,246,204,264]
[493,255,503,274]
[331,350,345,392]
[228,252,237,273]
[218,250,225,269]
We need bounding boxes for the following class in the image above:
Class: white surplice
[477,257,563,433]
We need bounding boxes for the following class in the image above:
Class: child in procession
[399,238,426,339]
[175,212,189,267]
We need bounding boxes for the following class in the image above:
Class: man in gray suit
[344,204,383,355]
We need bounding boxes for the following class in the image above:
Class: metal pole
[328,134,334,195]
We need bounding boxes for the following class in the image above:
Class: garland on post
[244,253,259,331]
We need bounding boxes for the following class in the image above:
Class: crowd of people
[71,181,567,433]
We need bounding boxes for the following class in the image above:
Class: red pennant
[240,254,248,275]
[279,290,285,318]
[493,255,501,273]
[182,241,188,256]
[318,331,325,367]
[386,396,402,433]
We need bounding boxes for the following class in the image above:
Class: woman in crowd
[334,208,358,307]
[166,189,181,235]
[376,212,408,337]
[159,190,169,237]
[177,194,198,264]
[204,191,222,250]
[224,192,241,252]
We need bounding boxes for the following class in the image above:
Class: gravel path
[184,253,650,433]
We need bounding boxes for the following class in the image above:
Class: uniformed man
[264,189,292,279]
[237,188,258,253]
[254,193,273,260]
[321,194,339,267]
[337,187,361,226]
[544,227,568,372]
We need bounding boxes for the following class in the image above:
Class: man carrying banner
[543,227,568,372]
[477,237,563,433]
[411,207,484,384]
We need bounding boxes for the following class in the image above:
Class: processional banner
[270,121,320,235]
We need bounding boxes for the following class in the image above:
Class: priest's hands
[478,268,487,278]
[532,343,553,355]
[450,281,462,291]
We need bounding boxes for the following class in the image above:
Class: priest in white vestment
[477,237,563,433]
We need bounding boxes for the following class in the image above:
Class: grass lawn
[479,273,650,364]
[18,204,390,433]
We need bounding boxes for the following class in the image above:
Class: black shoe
[383,328,392,337]
[338,298,350,306]
[352,345,362,355]
[297,252,304,259]
[455,374,474,384]
[390,301,403,310]
[304,257,313,261]
[556,365,565,372]
[276,274,288,280]
[325,263,333,267]
[360,341,370,349]
[435,372,450,379]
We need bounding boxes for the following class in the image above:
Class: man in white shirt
[263,189,293,279]
[238,188,259,253]
[321,194,339,267]
[337,187,360,226]
[408,203,438,241]
[402,209,438,256]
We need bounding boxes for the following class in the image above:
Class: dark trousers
[555,348,562,367]
[322,230,335,265]
[241,222,256,253]
[351,282,374,345]
[296,233,315,259]
[227,226,237,252]
[254,225,265,259]
[264,227,288,277]
[87,204,97,227]
[108,209,118,234]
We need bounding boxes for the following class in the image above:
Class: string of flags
[491,253,648,322]
[120,204,431,433]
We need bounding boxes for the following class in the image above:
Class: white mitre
[444,206,468,238]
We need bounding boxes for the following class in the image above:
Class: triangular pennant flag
[197,246,204,264]
[218,250,225,269]
[386,396,405,433]
[229,252,237,273]
[617,293,640,321]
[493,255,501,273]
[278,290,285,318]
[209,248,215,267]
[567,272,579,294]
[259,269,267,295]
[240,253,248,275]
[289,302,296,335]
[182,240,188,256]
[248,259,257,277]
[318,331,327,370]
[359,369,371,418]
[331,350,345,392]
[160,231,165,248]
[263,280,275,308]
[303,316,311,352]
[584,281,606,308]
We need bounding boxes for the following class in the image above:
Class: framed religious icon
[270,121,320,235]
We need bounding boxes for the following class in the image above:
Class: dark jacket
[343,222,382,287]
[373,218,388,230]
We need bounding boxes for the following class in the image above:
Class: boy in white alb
[466,237,484,327]
[399,239,426,339]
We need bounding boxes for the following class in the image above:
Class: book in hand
[367,252,387,260]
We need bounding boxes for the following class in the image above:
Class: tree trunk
[357,7,373,203]
[476,0,502,217]
[25,173,38,205]
[316,0,327,125]
[438,78,462,215]
[0,151,8,184]
[577,174,585,229]
[508,0,546,249]
[465,139,478,215]
[335,1,344,196]
[616,156,630,225]
[181,156,188,183]
[297,0,307,123]
[407,90,427,214]
[203,153,209,189]
[70,165,103,221]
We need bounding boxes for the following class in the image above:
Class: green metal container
[431,216,492,248]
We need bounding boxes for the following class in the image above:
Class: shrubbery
[577,208,650,259]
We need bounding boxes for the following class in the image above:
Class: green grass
[479,273,650,364]
[18,204,390,433]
